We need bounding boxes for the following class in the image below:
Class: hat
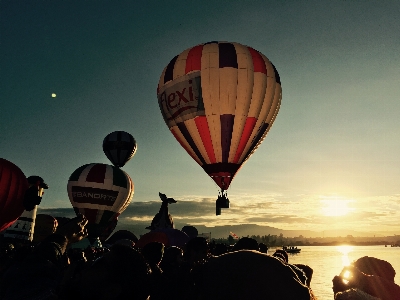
[27,176,49,189]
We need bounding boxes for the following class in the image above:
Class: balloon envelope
[67,163,134,238]
[105,229,138,245]
[156,228,189,248]
[157,41,282,190]
[136,231,169,249]
[103,131,137,168]
[0,158,29,232]
[181,225,198,239]
[136,229,189,249]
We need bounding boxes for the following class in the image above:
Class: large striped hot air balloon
[67,163,134,240]
[157,41,282,213]
[103,131,137,168]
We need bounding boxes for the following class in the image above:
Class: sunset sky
[1,1,400,236]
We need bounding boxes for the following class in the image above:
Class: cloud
[246,215,311,224]
[36,192,400,235]
[37,207,76,218]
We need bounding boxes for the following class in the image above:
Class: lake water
[276,245,400,299]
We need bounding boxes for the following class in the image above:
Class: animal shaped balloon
[146,192,176,230]
[103,131,137,168]
[0,158,28,231]
[67,163,134,241]
[157,41,281,213]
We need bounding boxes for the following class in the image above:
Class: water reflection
[336,245,353,266]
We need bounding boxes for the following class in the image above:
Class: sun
[320,197,354,217]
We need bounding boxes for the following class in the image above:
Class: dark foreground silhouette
[1,217,399,300]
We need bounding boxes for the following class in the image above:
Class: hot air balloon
[136,231,169,249]
[67,163,134,242]
[136,228,189,249]
[105,229,138,245]
[103,131,137,168]
[0,158,29,232]
[181,225,198,239]
[157,41,282,214]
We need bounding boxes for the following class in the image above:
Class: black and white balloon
[103,131,137,168]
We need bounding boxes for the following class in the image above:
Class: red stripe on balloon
[185,45,203,74]
[86,164,107,183]
[233,117,257,163]
[195,116,216,163]
[248,47,267,74]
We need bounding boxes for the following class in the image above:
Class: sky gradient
[1,0,400,236]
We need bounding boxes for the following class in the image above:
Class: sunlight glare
[320,197,354,217]
[342,270,351,279]
[336,245,353,266]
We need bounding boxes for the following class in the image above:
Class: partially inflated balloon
[67,163,134,239]
[136,231,169,249]
[103,131,137,168]
[105,229,138,245]
[181,225,198,239]
[0,158,29,231]
[157,41,281,190]
[156,228,189,248]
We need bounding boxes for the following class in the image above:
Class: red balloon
[156,228,190,248]
[136,231,169,248]
[0,158,29,232]
[136,229,190,249]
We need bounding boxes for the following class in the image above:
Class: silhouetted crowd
[1,216,400,300]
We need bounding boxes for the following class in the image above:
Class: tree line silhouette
[213,233,400,246]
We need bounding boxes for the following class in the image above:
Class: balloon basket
[216,190,229,215]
